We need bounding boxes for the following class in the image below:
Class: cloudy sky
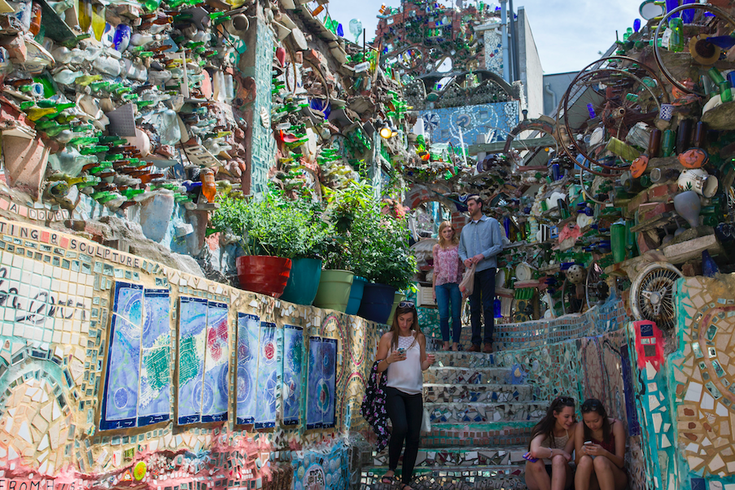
[326,0,641,74]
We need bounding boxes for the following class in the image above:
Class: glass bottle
[669,17,684,52]
[720,81,733,103]
[662,129,675,157]
[91,4,105,41]
[692,122,706,148]
[648,128,662,157]
[29,2,42,36]
[201,169,216,202]
[78,0,92,32]
[676,119,692,153]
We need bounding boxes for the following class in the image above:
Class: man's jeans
[469,268,496,346]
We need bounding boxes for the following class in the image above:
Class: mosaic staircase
[359,350,543,490]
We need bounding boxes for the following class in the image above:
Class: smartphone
[397,348,406,355]
[584,441,593,446]
[522,452,538,463]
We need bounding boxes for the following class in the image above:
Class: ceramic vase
[673,190,701,229]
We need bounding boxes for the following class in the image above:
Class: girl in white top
[525,396,577,490]
[375,301,435,490]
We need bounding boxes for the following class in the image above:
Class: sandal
[398,484,414,490]
[381,472,395,484]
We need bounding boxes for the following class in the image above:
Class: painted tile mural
[177,296,208,425]
[283,324,303,426]
[0,217,379,490]
[101,282,143,430]
[202,301,229,423]
[101,283,172,430]
[236,313,259,425]
[419,100,519,148]
[307,336,337,430]
[255,321,278,429]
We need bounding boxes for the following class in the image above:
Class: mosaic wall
[0,217,377,489]
[482,27,504,77]
[247,17,277,196]
[493,326,647,490]
[647,274,735,490]
[419,101,519,148]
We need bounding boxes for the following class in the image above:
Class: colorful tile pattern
[0,217,376,489]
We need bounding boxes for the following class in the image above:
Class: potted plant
[279,197,333,305]
[311,183,372,312]
[356,214,417,324]
[210,191,319,298]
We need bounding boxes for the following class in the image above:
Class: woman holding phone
[374,301,436,490]
[574,398,628,490]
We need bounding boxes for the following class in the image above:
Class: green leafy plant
[323,182,416,290]
[210,191,331,260]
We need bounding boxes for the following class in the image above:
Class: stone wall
[0,217,377,489]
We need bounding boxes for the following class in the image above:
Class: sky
[326,0,641,74]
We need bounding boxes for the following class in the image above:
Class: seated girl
[525,396,576,490]
[574,398,628,490]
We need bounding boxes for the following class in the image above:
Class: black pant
[470,267,496,346]
[385,386,422,484]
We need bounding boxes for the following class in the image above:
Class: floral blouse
[433,245,462,286]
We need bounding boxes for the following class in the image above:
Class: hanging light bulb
[380,125,393,139]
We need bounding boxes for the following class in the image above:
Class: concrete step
[424,366,512,385]
[424,383,535,403]
[359,465,525,489]
[429,351,499,369]
[426,401,546,424]
[371,445,528,468]
[420,422,535,448]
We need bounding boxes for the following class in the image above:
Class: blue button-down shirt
[458,215,505,272]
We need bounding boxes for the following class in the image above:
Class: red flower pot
[236,255,292,298]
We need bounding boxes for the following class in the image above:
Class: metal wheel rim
[630,262,684,329]
[653,4,735,97]
[561,68,663,175]
[558,56,668,176]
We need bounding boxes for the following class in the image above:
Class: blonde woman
[432,221,463,351]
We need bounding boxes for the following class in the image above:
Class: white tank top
[386,333,423,395]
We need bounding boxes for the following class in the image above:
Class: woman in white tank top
[374,301,435,490]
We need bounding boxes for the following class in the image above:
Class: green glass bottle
[662,129,675,157]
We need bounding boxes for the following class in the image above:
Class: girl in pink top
[432,221,463,351]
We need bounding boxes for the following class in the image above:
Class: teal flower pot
[280,258,323,306]
[345,276,368,315]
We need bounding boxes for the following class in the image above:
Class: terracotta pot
[236,255,292,298]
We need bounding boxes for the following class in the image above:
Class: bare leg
[525,460,551,490]
[593,456,628,490]
[550,454,570,490]
[575,455,601,490]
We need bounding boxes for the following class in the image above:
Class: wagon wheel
[652,3,735,98]
[561,278,585,315]
[586,261,610,309]
[630,262,684,330]
[559,57,668,177]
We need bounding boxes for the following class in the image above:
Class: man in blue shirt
[458,195,505,353]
